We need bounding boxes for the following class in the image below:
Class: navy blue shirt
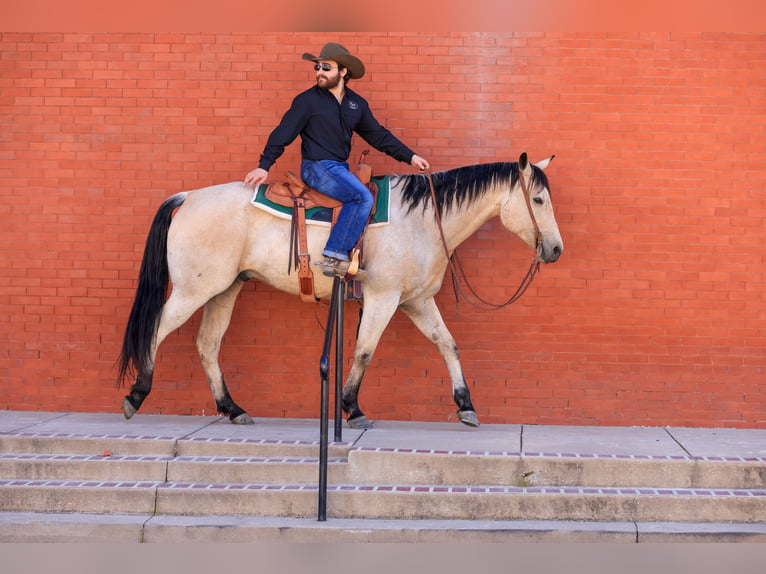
[258,85,415,171]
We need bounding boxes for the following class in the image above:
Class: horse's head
[500,153,563,264]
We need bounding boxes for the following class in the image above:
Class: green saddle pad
[251,176,391,226]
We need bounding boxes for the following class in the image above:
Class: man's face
[315,60,343,90]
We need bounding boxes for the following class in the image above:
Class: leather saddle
[264,158,378,302]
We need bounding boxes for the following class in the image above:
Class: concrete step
[157,482,766,522]
[347,448,766,489]
[5,436,763,491]
[0,453,170,482]
[0,480,159,514]
[0,433,177,456]
[2,512,766,543]
[175,436,353,459]
[0,432,352,459]
[0,452,349,484]
[2,479,764,523]
[167,455,348,484]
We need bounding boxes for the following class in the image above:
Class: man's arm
[244,94,307,186]
[354,104,419,165]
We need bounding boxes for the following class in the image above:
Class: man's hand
[411,155,430,172]
[245,167,269,187]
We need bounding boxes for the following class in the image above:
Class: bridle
[425,167,542,311]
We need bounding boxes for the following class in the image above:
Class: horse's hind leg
[197,278,254,425]
[400,297,480,427]
[123,291,202,419]
[123,373,153,420]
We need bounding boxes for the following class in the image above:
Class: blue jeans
[301,159,374,261]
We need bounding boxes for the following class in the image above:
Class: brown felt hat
[302,42,365,80]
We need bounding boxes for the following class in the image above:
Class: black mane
[398,162,550,216]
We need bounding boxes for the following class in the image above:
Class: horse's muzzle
[537,241,563,264]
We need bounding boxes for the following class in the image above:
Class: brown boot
[318,257,368,281]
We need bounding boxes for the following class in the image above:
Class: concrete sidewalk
[1,409,764,461]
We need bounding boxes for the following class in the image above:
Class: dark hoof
[347,415,374,429]
[122,397,136,420]
[231,413,255,425]
[457,410,480,428]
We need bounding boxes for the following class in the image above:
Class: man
[244,42,430,280]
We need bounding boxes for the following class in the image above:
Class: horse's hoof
[457,410,480,428]
[122,397,136,420]
[231,413,255,425]
[347,415,374,430]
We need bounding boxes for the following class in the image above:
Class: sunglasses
[314,63,338,72]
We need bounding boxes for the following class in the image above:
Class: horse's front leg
[400,297,480,427]
[342,295,400,429]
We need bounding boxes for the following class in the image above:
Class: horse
[116,153,563,429]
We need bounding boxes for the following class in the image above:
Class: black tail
[116,193,186,386]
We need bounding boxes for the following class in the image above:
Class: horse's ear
[518,152,532,178]
[534,155,555,170]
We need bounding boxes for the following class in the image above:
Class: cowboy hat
[302,42,365,80]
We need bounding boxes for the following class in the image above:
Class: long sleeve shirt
[257,85,415,172]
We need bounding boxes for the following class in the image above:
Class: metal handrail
[318,276,344,521]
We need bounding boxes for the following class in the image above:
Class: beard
[316,70,342,90]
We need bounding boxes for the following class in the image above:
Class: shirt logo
[348,100,359,110]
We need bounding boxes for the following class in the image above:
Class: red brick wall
[2,32,765,428]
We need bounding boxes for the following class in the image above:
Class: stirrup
[317,257,367,281]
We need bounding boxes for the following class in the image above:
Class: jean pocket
[300,162,313,186]
[302,161,337,191]
[301,163,324,190]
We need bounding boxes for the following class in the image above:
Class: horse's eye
[533,197,544,205]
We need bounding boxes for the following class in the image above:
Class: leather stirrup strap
[293,196,316,302]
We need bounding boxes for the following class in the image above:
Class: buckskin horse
[117,153,563,429]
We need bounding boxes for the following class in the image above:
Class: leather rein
[425,168,542,311]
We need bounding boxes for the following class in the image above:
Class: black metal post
[334,280,344,443]
[318,276,342,522]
